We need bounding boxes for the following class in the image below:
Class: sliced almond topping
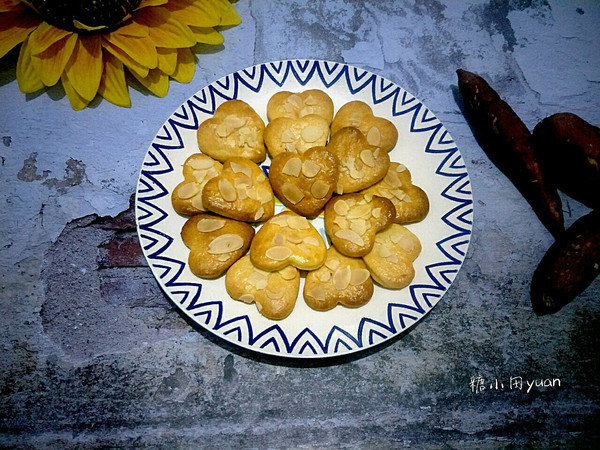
[204,166,220,179]
[177,182,201,199]
[392,189,407,201]
[281,157,302,177]
[333,199,349,216]
[272,233,286,246]
[396,163,407,172]
[351,218,367,236]
[302,160,321,178]
[287,215,310,230]
[191,195,205,210]
[325,258,340,271]
[285,143,297,153]
[270,215,290,227]
[208,233,244,254]
[188,157,215,170]
[301,125,324,143]
[266,245,293,261]
[229,161,253,178]
[332,266,352,291]
[282,182,305,204]
[239,293,255,304]
[280,267,297,280]
[371,207,381,219]
[218,178,237,202]
[281,128,297,144]
[215,122,233,138]
[350,268,371,285]
[385,253,399,264]
[319,271,332,282]
[378,246,393,258]
[266,287,285,300]
[287,94,303,108]
[258,188,273,204]
[226,114,248,129]
[196,218,226,232]
[310,180,330,199]
[373,148,381,158]
[360,149,376,167]
[248,270,268,287]
[254,206,265,221]
[287,233,304,244]
[366,126,381,146]
[333,216,349,229]
[307,286,326,301]
[349,168,365,179]
[349,112,362,127]
[334,229,365,247]
[403,193,412,203]
[384,170,402,187]
[347,203,372,220]
[299,106,314,117]
[302,236,321,247]
[217,253,231,262]
[304,94,318,106]
[255,278,268,290]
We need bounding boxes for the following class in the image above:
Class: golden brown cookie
[181,213,255,279]
[267,89,334,123]
[197,100,266,163]
[303,246,374,311]
[171,153,223,215]
[326,127,390,194]
[324,193,396,258]
[362,162,429,224]
[362,224,422,289]
[268,146,339,218]
[264,114,330,158]
[226,255,300,320]
[250,211,327,272]
[331,100,398,152]
[202,157,275,223]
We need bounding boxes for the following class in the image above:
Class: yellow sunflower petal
[16,36,43,93]
[64,34,102,102]
[110,20,149,38]
[210,0,242,26]
[165,0,220,28]
[32,32,77,86]
[139,0,168,7]
[170,47,195,84]
[102,39,150,78]
[189,26,224,45]
[28,21,72,55]
[61,72,90,110]
[104,32,158,69]
[0,0,20,13]
[0,7,40,58]
[157,47,178,76]
[98,52,131,107]
[134,7,196,48]
[132,68,169,97]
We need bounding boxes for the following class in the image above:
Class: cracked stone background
[1,0,599,448]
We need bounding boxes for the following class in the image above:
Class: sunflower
[0,0,241,109]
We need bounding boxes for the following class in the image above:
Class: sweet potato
[531,209,600,315]
[533,112,600,209]
[457,69,564,238]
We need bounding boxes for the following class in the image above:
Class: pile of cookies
[171,89,429,320]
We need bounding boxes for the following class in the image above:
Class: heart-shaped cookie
[202,157,275,222]
[171,153,223,215]
[250,211,327,272]
[362,162,430,224]
[181,213,255,279]
[326,127,390,194]
[362,224,421,289]
[226,255,300,320]
[267,89,334,123]
[303,246,374,311]
[331,100,398,152]
[269,146,339,218]
[197,99,266,163]
[264,114,330,158]
[324,193,396,258]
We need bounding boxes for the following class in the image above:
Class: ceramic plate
[136,60,473,359]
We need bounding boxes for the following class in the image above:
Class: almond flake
[282,182,304,204]
[287,94,303,108]
[333,216,349,229]
[350,268,371,285]
[304,94,318,106]
[366,126,381,146]
[281,157,302,177]
[280,267,297,280]
[218,178,237,202]
[301,125,324,143]
[266,246,293,261]
[266,288,285,299]
[347,203,371,219]
[215,122,232,138]
[191,195,205,210]
[371,207,381,219]
[239,293,255,304]
[196,218,226,232]
[333,199,349,216]
[302,160,321,178]
[302,236,321,247]
[310,180,330,199]
[208,234,244,254]
[281,128,297,143]
[299,106,315,117]
[334,229,365,247]
[272,233,286,246]
[254,206,265,221]
[325,258,340,271]
[360,149,376,167]
[319,271,332,282]
[396,163,407,172]
[307,286,326,301]
[333,266,352,291]
[286,215,310,230]
[229,161,252,178]
[384,170,402,187]
[177,182,201,199]
[188,157,215,170]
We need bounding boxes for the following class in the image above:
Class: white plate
[136,60,473,359]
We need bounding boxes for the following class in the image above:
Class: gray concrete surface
[1,0,599,447]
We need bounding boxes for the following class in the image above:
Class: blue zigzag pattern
[136,60,473,358]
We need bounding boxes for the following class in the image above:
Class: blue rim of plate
[135,59,473,359]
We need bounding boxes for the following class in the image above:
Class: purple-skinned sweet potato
[457,69,564,238]
[533,112,600,209]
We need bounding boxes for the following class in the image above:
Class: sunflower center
[21,0,142,32]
